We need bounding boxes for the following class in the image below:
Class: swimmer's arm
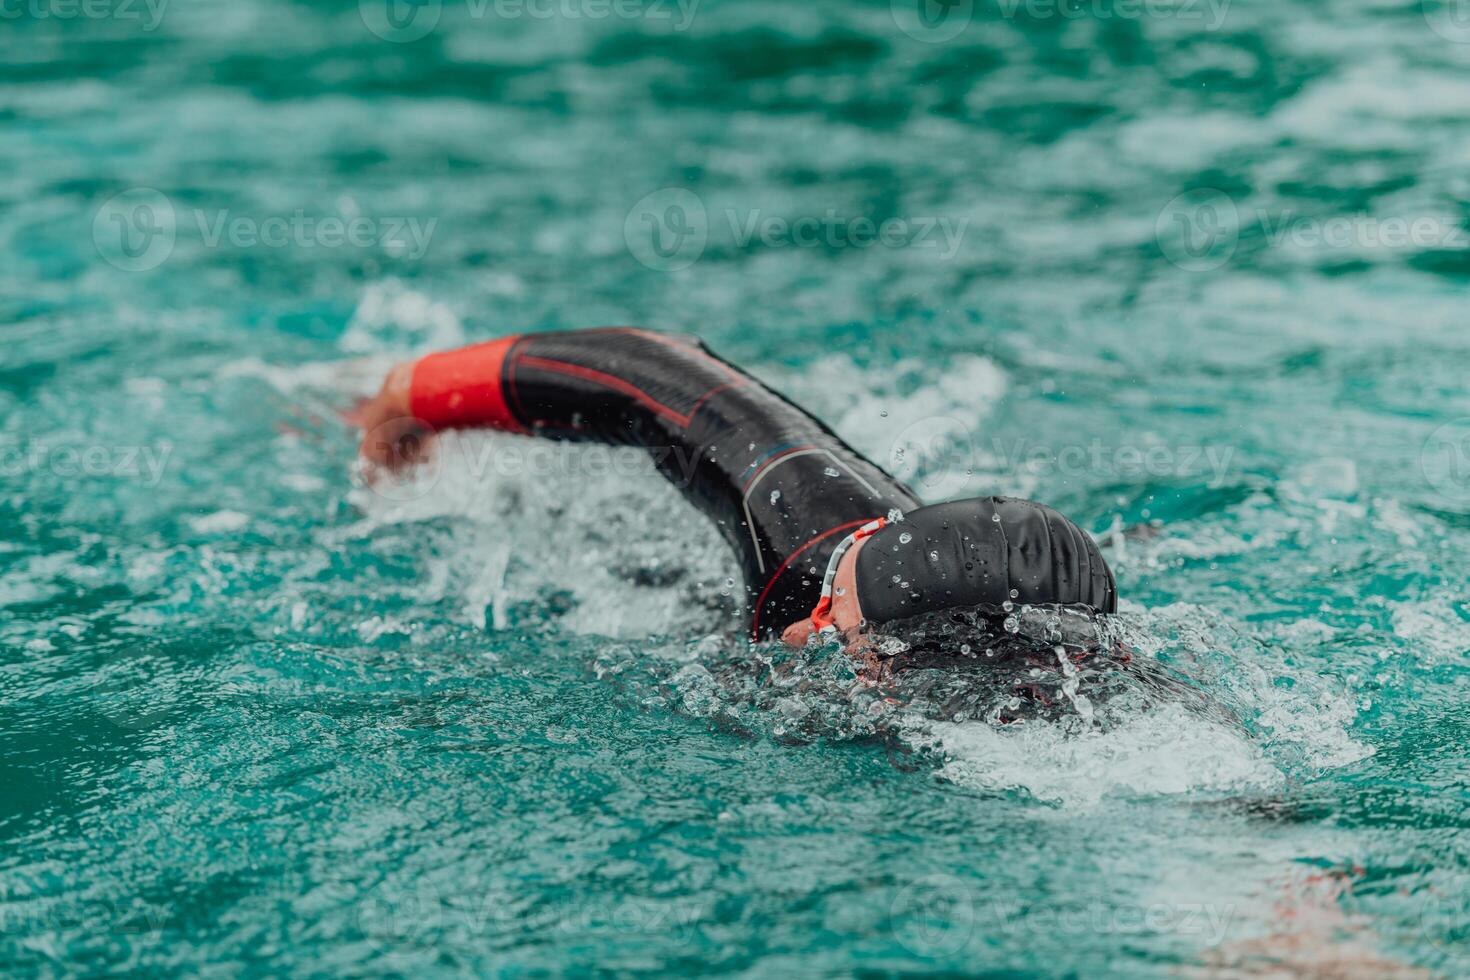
[354,330,736,468]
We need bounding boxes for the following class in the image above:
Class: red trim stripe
[688,379,745,419]
[517,355,692,427]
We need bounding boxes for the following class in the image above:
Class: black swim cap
[853,497,1116,624]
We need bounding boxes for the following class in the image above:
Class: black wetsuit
[411,328,920,638]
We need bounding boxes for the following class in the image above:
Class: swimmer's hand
[348,361,434,472]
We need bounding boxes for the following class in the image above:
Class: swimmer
[352,328,1115,650]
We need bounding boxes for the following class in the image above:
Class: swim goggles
[808,517,888,632]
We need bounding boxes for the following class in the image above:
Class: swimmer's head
[856,497,1116,623]
[782,496,1115,649]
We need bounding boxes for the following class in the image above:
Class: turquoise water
[6,0,1470,974]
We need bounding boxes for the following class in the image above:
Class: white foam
[911,703,1283,808]
[337,281,465,356]
[765,352,1009,502]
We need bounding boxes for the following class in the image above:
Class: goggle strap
[808,517,887,631]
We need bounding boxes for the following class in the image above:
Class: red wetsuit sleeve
[409,336,525,432]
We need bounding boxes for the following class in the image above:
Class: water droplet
[769,489,781,506]
[898,532,912,544]
[1008,589,1019,599]
[960,643,971,655]
[823,466,840,478]
[1002,600,1014,612]
[899,581,910,590]
[1003,615,1019,633]
[835,586,846,597]
[891,574,901,583]
[929,550,939,562]
[887,508,905,523]
[879,410,888,418]
[964,561,974,570]
[991,513,1002,523]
